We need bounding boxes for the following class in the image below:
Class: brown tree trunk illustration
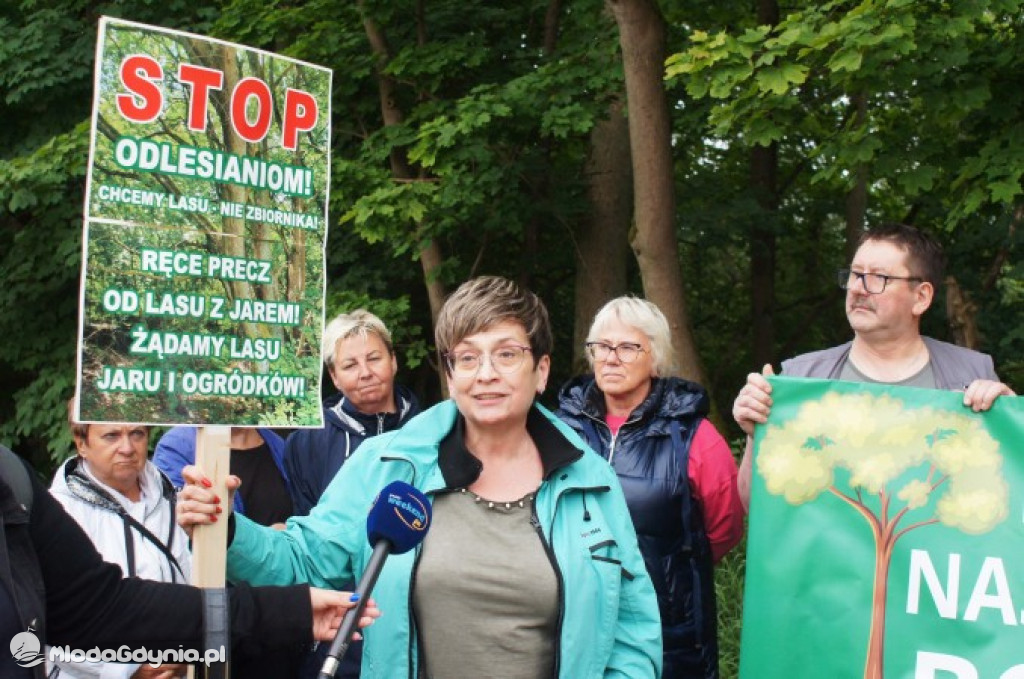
[864,524,895,679]
[829,485,940,679]
[209,41,259,340]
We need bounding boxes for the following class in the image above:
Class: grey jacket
[782,336,998,389]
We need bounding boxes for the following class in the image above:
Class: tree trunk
[360,9,446,319]
[749,0,779,369]
[212,42,259,340]
[945,276,980,349]
[845,92,869,262]
[360,2,448,393]
[607,0,704,383]
[519,0,564,292]
[573,99,633,373]
[750,142,777,369]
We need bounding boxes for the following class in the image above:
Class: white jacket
[47,458,192,679]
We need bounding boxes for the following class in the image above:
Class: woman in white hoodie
[49,419,191,679]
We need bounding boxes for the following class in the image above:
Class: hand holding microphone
[318,480,432,679]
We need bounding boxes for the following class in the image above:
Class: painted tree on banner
[757,392,1009,679]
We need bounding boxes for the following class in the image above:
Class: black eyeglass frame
[837,268,923,295]
[584,341,648,364]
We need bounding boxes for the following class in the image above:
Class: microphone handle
[318,539,392,679]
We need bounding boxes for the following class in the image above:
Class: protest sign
[76,17,331,426]
[741,377,1024,678]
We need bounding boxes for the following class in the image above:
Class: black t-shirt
[229,442,302,678]
[231,443,293,527]
[0,579,30,678]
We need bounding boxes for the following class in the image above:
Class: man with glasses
[732,222,1015,508]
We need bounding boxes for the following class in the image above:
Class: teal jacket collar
[436,407,583,490]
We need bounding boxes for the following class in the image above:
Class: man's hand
[175,465,241,538]
[733,364,775,436]
[310,590,381,642]
[963,379,1015,412]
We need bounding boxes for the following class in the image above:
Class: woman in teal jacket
[179,276,661,679]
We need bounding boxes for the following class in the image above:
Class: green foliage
[667,0,1024,223]
[0,124,90,468]
[324,289,430,371]
[715,533,747,679]
[667,0,1024,422]
[2,0,1021,494]
[0,1,231,470]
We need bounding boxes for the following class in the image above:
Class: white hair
[323,309,393,368]
[586,296,675,376]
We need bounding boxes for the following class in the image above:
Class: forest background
[2,1,1022,676]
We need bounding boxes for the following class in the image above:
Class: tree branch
[892,517,939,544]
[829,485,881,534]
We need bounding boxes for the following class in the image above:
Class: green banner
[742,377,1024,679]
[76,17,332,427]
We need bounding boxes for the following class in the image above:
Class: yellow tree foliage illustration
[757,392,1009,679]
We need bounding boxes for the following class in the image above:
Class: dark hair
[67,398,89,441]
[435,276,553,375]
[856,223,945,287]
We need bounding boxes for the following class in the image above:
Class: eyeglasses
[445,344,532,376]
[585,341,647,363]
[838,269,922,295]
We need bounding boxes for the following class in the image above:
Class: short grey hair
[323,309,394,368]
[435,276,552,374]
[587,296,675,376]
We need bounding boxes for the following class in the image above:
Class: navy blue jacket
[557,376,720,679]
[284,385,420,517]
[284,385,419,679]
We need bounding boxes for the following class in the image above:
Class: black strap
[123,520,137,578]
[0,444,32,512]
[202,588,230,678]
[118,509,186,581]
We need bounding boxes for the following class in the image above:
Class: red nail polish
[210,514,218,522]
[213,495,221,504]
[201,478,212,488]
[215,506,223,514]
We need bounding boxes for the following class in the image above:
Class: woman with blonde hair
[557,296,744,679]
[285,309,420,517]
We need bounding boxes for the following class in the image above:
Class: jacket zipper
[378,457,427,679]
[607,431,619,466]
[406,541,424,679]
[530,505,564,679]
[583,412,640,467]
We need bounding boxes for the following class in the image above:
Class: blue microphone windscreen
[365,480,432,554]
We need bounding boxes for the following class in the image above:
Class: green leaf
[755,63,808,95]
[829,48,863,73]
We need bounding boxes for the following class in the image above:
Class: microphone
[318,480,432,679]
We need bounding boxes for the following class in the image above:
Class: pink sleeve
[688,419,745,563]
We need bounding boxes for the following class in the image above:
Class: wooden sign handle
[188,425,231,679]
